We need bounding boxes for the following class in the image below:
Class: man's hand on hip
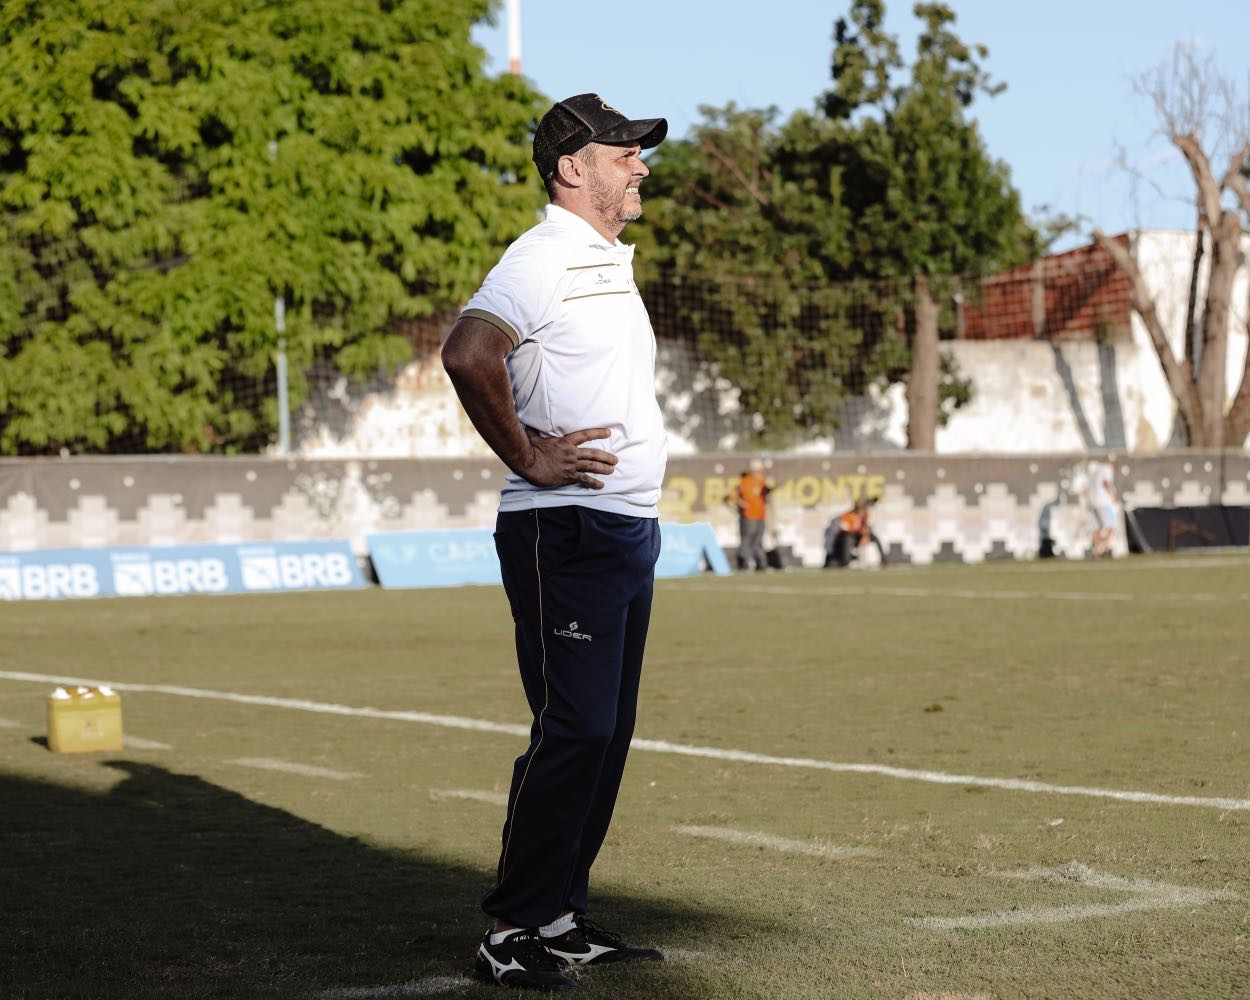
[521,427,618,489]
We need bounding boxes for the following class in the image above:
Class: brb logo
[0,558,99,600]
[112,555,229,596]
[240,549,356,591]
[553,620,592,642]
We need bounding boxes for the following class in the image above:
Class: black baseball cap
[532,93,667,179]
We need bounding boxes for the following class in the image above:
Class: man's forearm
[442,316,617,490]
[445,362,533,477]
[441,317,534,476]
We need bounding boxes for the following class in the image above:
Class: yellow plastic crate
[47,686,123,753]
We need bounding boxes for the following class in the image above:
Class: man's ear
[554,153,585,188]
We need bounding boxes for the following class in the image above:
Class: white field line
[318,978,466,998]
[0,717,20,728]
[123,734,172,750]
[905,994,993,1000]
[429,788,508,806]
[908,861,1234,931]
[665,555,1250,585]
[0,671,529,737]
[631,736,1250,812]
[226,757,363,781]
[676,824,877,859]
[2,670,1248,813]
[943,555,1250,576]
[667,581,1243,603]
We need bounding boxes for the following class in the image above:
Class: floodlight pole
[507,0,521,75]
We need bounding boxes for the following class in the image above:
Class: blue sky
[473,1,1250,252]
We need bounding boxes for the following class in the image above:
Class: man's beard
[587,164,641,228]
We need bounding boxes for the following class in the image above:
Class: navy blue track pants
[483,505,661,927]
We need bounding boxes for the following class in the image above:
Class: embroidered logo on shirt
[553,621,592,641]
[564,266,631,302]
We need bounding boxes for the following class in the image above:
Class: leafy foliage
[0,0,546,453]
[635,1,1036,446]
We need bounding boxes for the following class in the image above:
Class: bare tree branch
[1226,264,1250,446]
[1093,229,1205,439]
[1228,160,1250,218]
[697,133,771,208]
[1217,140,1250,192]
[1127,43,1250,446]
[1196,211,1240,446]
[1224,150,1250,446]
[1111,143,1173,215]
[1135,44,1214,145]
[1173,133,1223,225]
[684,181,733,212]
[1182,214,1204,374]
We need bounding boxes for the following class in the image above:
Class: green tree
[0,0,546,454]
[830,2,1037,448]
[634,105,884,448]
[827,2,1036,278]
[635,0,1036,448]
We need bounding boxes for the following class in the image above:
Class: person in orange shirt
[824,497,887,568]
[727,459,772,571]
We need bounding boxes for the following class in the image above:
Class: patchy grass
[1,554,1247,999]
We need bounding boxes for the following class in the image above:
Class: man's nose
[635,158,650,178]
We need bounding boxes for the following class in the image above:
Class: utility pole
[507,0,521,75]
[274,296,290,455]
[268,137,291,456]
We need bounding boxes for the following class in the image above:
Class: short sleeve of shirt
[462,241,562,350]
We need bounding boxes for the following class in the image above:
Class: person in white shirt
[1086,457,1119,559]
[441,93,667,991]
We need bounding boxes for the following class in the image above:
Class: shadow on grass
[0,761,747,1000]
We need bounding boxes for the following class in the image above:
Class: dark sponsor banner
[0,540,364,601]
[1126,506,1250,553]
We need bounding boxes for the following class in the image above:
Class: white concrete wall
[294,355,491,460]
[934,338,1159,453]
[290,231,1250,459]
[289,336,1207,459]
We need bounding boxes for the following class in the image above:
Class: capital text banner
[368,522,730,589]
[367,529,501,588]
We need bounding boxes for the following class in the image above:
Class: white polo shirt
[1088,461,1114,506]
[462,204,668,517]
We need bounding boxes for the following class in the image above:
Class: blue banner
[367,529,501,588]
[655,522,733,578]
[368,522,730,589]
[0,540,364,601]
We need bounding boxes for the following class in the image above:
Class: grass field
[1,554,1248,999]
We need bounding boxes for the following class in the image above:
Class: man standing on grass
[440,94,668,991]
[727,458,771,571]
[1085,456,1120,559]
